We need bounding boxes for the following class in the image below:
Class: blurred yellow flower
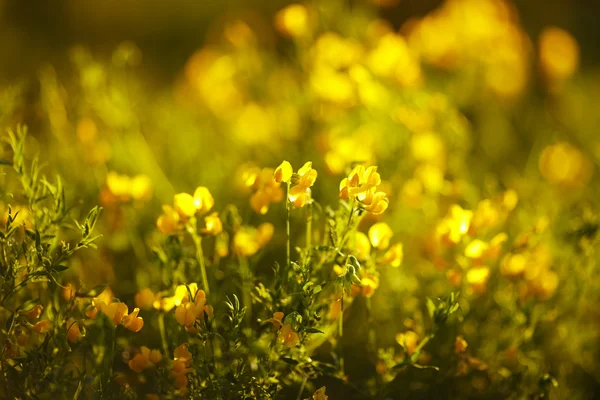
[369,222,393,249]
[193,186,214,215]
[20,304,43,320]
[278,324,300,348]
[396,330,419,355]
[311,386,328,400]
[437,205,473,245]
[157,205,181,234]
[275,4,310,38]
[202,212,223,235]
[129,346,162,373]
[455,336,468,353]
[379,243,404,267]
[135,288,156,310]
[266,311,284,331]
[66,319,84,343]
[32,320,51,334]
[354,231,372,260]
[539,142,592,186]
[173,193,196,219]
[539,26,579,82]
[467,267,490,293]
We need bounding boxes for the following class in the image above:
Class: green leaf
[304,328,324,334]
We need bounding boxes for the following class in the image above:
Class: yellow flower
[278,324,300,348]
[129,346,162,373]
[274,160,293,183]
[122,307,144,332]
[455,336,468,353]
[466,267,490,294]
[288,162,318,208]
[500,253,527,278]
[339,165,381,201]
[354,231,372,260]
[99,301,129,325]
[249,168,285,214]
[379,243,403,267]
[275,4,310,38]
[539,142,592,187]
[135,288,156,310]
[130,175,152,202]
[437,205,473,245]
[266,311,284,330]
[66,319,84,343]
[364,191,389,215]
[539,27,579,82]
[172,344,193,392]
[157,205,181,234]
[85,287,114,319]
[20,304,43,320]
[257,223,275,247]
[359,274,379,297]
[174,343,193,363]
[396,330,419,355]
[62,283,76,301]
[106,171,132,201]
[175,290,207,327]
[312,387,328,400]
[202,212,223,235]
[32,320,51,334]
[464,240,489,259]
[173,193,196,219]
[193,186,214,214]
[368,222,393,249]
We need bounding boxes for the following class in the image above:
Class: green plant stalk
[189,220,210,296]
[239,255,252,324]
[339,293,345,376]
[158,313,169,357]
[285,181,291,288]
[306,201,312,249]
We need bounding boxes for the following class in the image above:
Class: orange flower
[202,212,222,235]
[66,319,84,343]
[135,288,156,310]
[278,324,300,348]
[32,320,51,334]
[157,205,180,234]
[19,304,43,320]
[122,307,144,332]
[129,346,162,373]
[266,312,284,330]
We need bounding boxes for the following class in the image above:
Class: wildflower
[100,302,129,325]
[172,344,193,393]
[19,304,43,320]
[539,142,592,186]
[175,290,207,327]
[135,288,156,310]
[266,312,284,330]
[396,330,419,355]
[464,240,488,259]
[85,287,114,319]
[128,346,162,373]
[288,162,318,208]
[539,27,579,82]
[275,4,310,38]
[379,243,403,267]
[274,160,293,183]
[62,283,76,301]
[250,168,284,214]
[437,205,473,245]
[312,387,328,400]
[369,222,393,249]
[130,175,152,202]
[234,224,273,257]
[202,212,223,235]
[354,231,372,260]
[193,186,214,214]
[157,205,181,234]
[257,222,275,247]
[31,320,51,334]
[122,307,144,332]
[278,324,300,348]
[339,165,388,214]
[500,253,527,277]
[466,267,490,293]
[359,274,379,297]
[66,319,84,343]
[173,193,196,219]
[455,336,468,353]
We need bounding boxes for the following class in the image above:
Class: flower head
[278,324,300,348]
[369,222,393,249]
[202,212,223,235]
[122,307,144,332]
[288,162,317,208]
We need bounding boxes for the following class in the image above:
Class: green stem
[306,201,312,249]
[285,182,291,288]
[239,255,252,324]
[158,313,169,357]
[190,221,210,296]
[339,293,345,377]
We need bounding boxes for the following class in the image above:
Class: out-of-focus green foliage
[1,0,600,399]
